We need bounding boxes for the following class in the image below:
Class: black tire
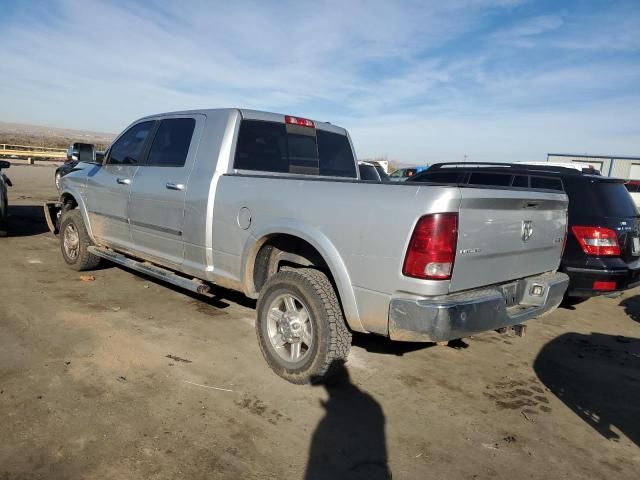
[256,268,351,384]
[59,209,100,271]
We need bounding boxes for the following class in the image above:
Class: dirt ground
[1,164,639,480]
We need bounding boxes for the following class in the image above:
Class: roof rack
[427,162,601,176]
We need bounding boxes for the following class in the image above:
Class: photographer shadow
[305,364,391,480]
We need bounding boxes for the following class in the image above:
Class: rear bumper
[564,265,640,297]
[388,272,569,342]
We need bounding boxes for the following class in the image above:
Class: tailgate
[450,187,568,292]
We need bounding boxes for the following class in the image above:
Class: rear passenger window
[468,172,511,186]
[234,120,357,178]
[413,171,462,183]
[108,121,154,165]
[146,118,196,167]
[531,176,563,191]
[512,175,529,188]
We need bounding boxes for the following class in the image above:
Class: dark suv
[0,160,11,237]
[409,162,640,301]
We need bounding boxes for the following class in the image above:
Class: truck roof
[136,108,348,136]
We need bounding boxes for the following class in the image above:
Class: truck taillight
[571,226,620,256]
[403,213,458,280]
[285,115,315,128]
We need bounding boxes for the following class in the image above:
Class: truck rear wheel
[256,268,351,384]
[60,209,100,271]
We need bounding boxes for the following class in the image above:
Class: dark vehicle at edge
[358,161,390,182]
[55,143,102,190]
[409,162,640,301]
[0,160,12,236]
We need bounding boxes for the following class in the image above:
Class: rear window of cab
[234,120,357,178]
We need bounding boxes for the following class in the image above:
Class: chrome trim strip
[129,219,182,237]
[95,212,129,224]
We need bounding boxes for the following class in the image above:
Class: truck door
[85,120,156,250]
[129,115,202,267]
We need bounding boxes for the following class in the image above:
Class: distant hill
[0,121,115,150]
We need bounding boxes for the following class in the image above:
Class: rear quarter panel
[212,176,461,334]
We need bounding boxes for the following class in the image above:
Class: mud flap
[43,201,62,235]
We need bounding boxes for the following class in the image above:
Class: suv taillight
[403,213,458,280]
[571,226,620,256]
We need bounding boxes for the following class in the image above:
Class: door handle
[117,178,131,185]
[166,182,185,191]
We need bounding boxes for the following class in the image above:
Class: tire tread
[256,267,351,384]
[60,209,100,271]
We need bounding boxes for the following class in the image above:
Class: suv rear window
[234,120,356,178]
[565,178,638,218]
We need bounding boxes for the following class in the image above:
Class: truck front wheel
[60,209,100,271]
[256,268,352,384]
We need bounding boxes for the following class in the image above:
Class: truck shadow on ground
[352,333,468,356]
[619,295,640,323]
[6,204,51,237]
[534,332,640,447]
[305,363,391,480]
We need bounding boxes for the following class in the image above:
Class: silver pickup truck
[54,108,569,383]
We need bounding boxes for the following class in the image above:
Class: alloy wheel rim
[266,293,313,363]
[63,224,80,260]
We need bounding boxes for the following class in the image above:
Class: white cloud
[0,0,638,162]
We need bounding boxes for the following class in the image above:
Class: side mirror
[0,160,10,169]
[95,151,105,164]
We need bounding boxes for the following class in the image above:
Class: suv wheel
[60,209,100,271]
[256,268,351,384]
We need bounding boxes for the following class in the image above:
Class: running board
[87,246,211,295]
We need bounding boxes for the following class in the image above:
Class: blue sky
[1,0,639,163]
